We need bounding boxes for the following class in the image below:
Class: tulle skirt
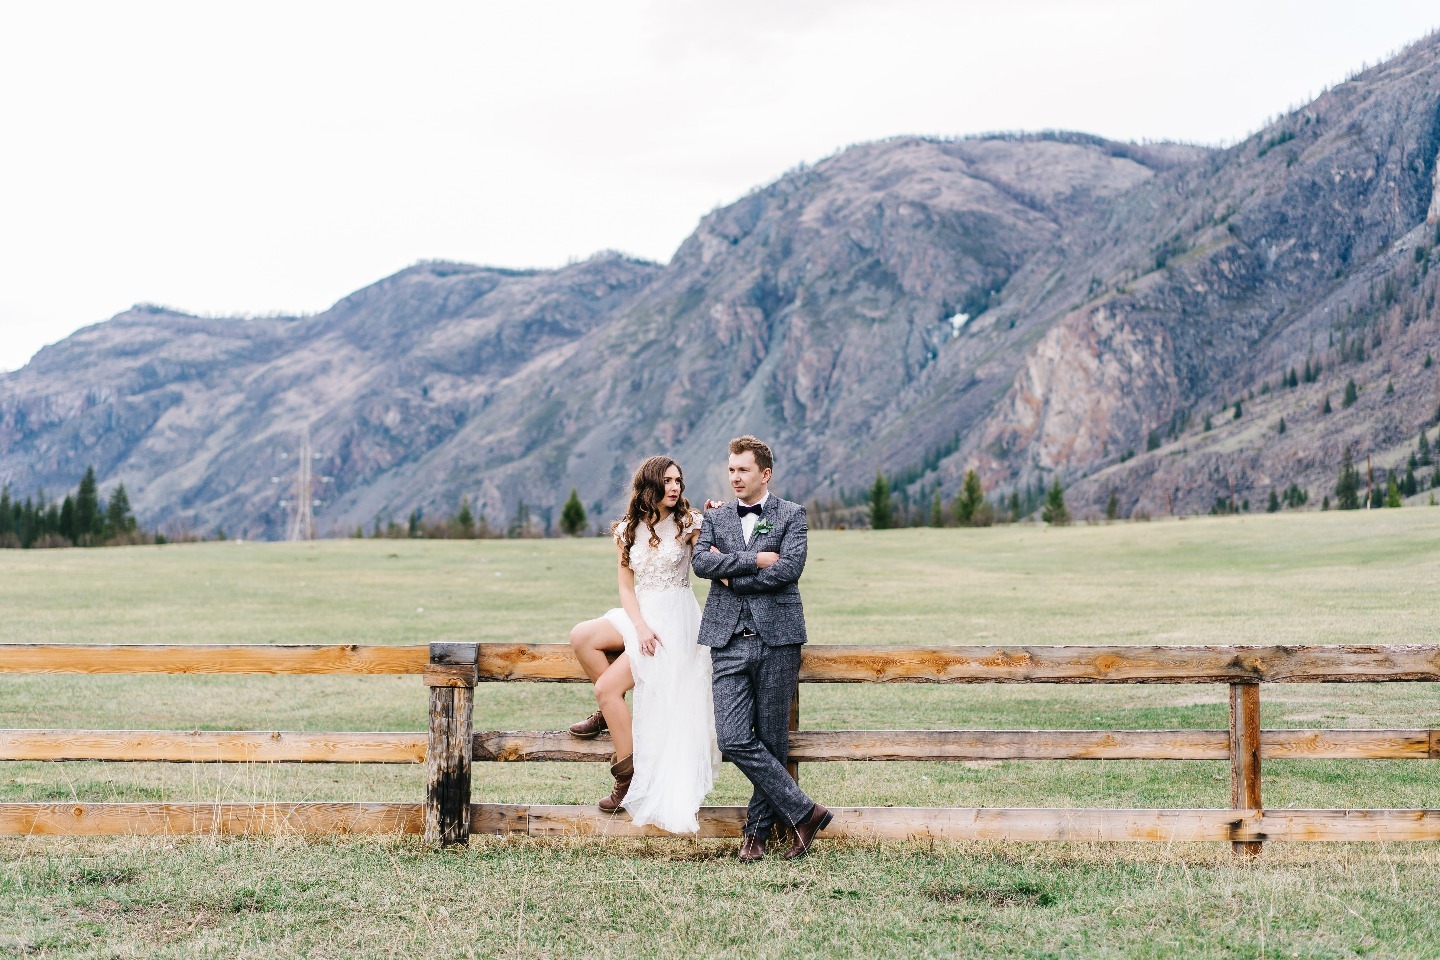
[602,585,721,834]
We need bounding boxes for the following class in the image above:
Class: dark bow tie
[737,501,764,518]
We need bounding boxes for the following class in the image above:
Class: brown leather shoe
[568,710,608,739]
[598,754,633,812]
[781,804,832,860]
[738,834,766,862]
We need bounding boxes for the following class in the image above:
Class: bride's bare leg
[595,653,635,759]
[569,618,624,684]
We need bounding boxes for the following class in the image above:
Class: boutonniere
[753,519,775,535]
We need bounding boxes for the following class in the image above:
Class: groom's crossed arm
[728,506,807,595]
[691,512,759,581]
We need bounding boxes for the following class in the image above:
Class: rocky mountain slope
[4,33,1440,536]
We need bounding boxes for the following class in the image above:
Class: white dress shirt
[739,491,770,544]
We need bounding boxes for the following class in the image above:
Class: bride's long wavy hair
[613,455,695,569]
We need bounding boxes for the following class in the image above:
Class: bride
[565,455,721,833]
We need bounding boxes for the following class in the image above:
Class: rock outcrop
[4,32,1440,534]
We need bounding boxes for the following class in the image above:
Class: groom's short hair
[728,435,773,472]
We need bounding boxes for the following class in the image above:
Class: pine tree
[559,489,587,536]
[58,495,77,544]
[1419,429,1432,466]
[1335,450,1361,510]
[954,470,984,526]
[0,485,10,543]
[1041,478,1069,525]
[105,484,135,538]
[407,509,421,538]
[928,489,944,527]
[1404,466,1418,497]
[74,466,100,544]
[1266,489,1280,513]
[43,498,60,538]
[1385,476,1403,508]
[1105,490,1120,521]
[1233,399,1244,419]
[868,473,893,530]
[505,501,531,538]
[1277,417,1286,435]
[1342,380,1359,408]
[1203,414,1213,431]
[1322,394,1332,414]
[457,497,477,537]
[1008,490,1022,520]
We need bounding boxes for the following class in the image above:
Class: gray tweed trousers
[710,632,814,838]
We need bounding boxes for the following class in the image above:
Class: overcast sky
[2,1,1437,372]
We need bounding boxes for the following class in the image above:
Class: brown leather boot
[597,754,633,812]
[568,710,608,739]
[781,804,833,860]
[738,833,766,862]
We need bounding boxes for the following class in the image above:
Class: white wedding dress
[602,511,721,833]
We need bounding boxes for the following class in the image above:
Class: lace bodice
[616,511,701,593]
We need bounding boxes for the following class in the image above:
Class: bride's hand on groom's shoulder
[703,498,726,510]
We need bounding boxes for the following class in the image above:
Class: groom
[692,435,832,861]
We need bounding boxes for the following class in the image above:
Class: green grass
[3,510,1440,957]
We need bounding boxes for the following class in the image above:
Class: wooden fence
[4,641,1440,855]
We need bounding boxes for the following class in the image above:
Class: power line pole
[289,429,315,541]
[274,427,330,540]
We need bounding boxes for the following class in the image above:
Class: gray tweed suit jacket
[691,494,808,647]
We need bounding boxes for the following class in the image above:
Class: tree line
[355,489,596,540]
[0,467,154,549]
[865,469,1070,530]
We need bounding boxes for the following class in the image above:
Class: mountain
[4,33,1440,535]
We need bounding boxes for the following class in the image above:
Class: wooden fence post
[1229,682,1262,857]
[786,679,800,785]
[424,642,478,848]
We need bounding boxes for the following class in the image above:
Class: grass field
[3,510,1440,958]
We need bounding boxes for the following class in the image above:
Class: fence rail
[3,728,1437,763]
[4,641,1440,854]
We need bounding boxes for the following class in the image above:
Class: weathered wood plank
[424,663,479,688]
[3,802,1437,841]
[0,644,429,675]
[0,802,423,836]
[468,805,1440,842]
[3,727,1428,764]
[430,643,480,665]
[425,685,473,847]
[0,730,426,763]
[7,642,1440,682]
[470,729,1436,763]
[787,680,800,784]
[472,643,1440,684]
[1230,683,1263,856]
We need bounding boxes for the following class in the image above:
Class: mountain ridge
[5,32,1440,534]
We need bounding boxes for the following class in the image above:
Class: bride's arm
[617,545,661,655]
